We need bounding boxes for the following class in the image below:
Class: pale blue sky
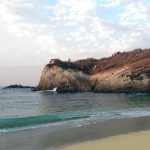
[0,0,150,85]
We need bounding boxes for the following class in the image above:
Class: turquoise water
[0,88,150,130]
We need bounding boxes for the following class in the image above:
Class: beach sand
[0,116,150,150]
[62,130,150,150]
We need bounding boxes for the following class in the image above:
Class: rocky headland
[3,84,34,89]
[37,49,150,93]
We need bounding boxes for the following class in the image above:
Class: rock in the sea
[3,84,34,89]
[37,49,150,93]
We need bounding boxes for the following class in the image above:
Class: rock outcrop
[37,66,91,92]
[37,49,150,93]
[3,84,34,89]
[91,67,150,93]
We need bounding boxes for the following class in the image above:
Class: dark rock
[3,84,35,89]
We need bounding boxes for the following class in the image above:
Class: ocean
[0,88,150,133]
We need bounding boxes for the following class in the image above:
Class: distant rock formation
[37,49,150,93]
[3,84,34,89]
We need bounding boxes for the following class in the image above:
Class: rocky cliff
[37,66,91,92]
[37,49,150,93]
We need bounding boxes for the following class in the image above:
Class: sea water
[0,88,150,132]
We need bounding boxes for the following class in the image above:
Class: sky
[0,0,150,86]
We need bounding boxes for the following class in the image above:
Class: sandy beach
[0,116,150,150]
[62,130,150,150]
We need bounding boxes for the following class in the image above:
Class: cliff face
[91,67,150,93]
[37,49,150,93]
[37,66,91,92]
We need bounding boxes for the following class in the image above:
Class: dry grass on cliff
[46,49,150,75]
[91,49,150,74]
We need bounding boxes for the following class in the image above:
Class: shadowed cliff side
[37,49,150,93]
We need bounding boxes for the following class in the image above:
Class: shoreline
[61,130,150,150]
[0,116,150,150]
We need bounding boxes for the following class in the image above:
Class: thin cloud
[0,0,149,66]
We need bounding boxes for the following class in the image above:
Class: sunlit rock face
[37,66,91,92]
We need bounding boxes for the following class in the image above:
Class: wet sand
[62,130,150,150]
[0,116,150,150]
